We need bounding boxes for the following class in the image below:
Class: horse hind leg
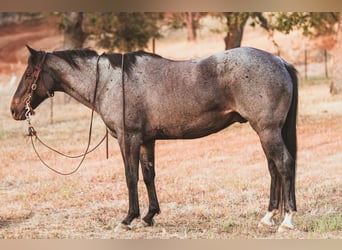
[257,126,296,232]
[258,159,281,228]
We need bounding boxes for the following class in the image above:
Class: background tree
[59,12,86,49]
[87,12,162,52]
[163,12,207,42]
[222,12,269,49]
[184,12,201,41]
[271,12,338,37]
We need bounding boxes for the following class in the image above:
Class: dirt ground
[0,16,341,239]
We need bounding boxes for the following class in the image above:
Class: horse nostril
[10,99,19,114]
[12,98,20,105]
[10,104,20,119]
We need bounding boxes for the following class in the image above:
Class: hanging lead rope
[121,53,126,159]
[26,54,108,176]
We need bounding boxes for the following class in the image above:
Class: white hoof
[277,211,295,233]
[114,223,133,233]
[258,210,278,228]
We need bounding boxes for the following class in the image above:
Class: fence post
[152,37,156,54]
[304,48,308,80]
[324,49,329,78]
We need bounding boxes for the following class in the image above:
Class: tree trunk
[224,12,249,50]
[331,13,342,95]
[63,12,86,49]
[184,12,199,42]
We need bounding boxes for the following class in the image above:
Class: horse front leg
[139,140,160,227]
[115,133,142,232]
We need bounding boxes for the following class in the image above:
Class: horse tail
[281,61,298,212]
[283,61,298,166]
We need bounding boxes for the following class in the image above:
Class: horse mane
[52,49,98,69]
[106,50,162,75]
[52,49,162,71]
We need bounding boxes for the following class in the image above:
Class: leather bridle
[24,52,54,119]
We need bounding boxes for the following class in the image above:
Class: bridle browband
[25,52,113,176]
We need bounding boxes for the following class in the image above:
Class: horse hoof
[136,219,154,228]
[277,211,295,233]
[114,223,133,233]
[258,210,277,228]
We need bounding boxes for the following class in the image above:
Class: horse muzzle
[10,98,27,120]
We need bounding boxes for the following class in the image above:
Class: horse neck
[49,56,98,109]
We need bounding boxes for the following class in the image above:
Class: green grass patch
[58,186,75,199]
[300,214,342,233]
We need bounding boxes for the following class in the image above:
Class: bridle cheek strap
[25,52,51,116]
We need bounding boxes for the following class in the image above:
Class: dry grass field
[0,78,341,239]
[0,16,341,239]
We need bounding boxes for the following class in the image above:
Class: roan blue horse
[10,46,298,233]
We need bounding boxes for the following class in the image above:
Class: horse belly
[153,110,245,139]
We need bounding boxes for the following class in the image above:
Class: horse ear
[26,45,38,56]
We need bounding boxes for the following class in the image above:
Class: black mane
[52,49,98,69]
[106,50,162,75]
[52,49,162,73]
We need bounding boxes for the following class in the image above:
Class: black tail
[281,61,298,211]
[282,62,298,164]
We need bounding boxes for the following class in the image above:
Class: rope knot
[28,125,37,137]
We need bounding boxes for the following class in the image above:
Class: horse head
[10,46,56,120]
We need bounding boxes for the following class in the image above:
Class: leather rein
[25,52,116,176]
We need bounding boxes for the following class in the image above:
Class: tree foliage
[271,12,339,37]
[86,12,163,52]
[220,12,340,49]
